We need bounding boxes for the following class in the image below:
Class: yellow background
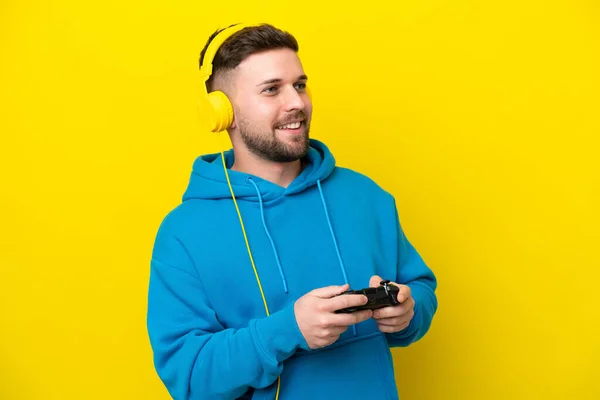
[1,0,599,399]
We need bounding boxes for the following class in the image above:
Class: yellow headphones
[198,23,253,133]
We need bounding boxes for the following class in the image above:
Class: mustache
[274,111,307,126]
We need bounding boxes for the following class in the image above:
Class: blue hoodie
[147,139,438,400]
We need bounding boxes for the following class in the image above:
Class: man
[146,23,438,400]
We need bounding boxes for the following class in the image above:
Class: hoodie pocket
[373,334,399,400]
[252,333,398,400]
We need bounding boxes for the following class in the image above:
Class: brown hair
[199,23,299,91]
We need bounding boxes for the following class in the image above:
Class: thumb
[312,284,350,299]
[369,275,383,288]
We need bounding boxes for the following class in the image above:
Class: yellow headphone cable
[218,131,281,399]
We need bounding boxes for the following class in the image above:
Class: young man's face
[230,48,312,163]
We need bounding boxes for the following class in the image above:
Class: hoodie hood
[182,138,336,203]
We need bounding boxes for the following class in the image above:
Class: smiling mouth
[276,121,302,130]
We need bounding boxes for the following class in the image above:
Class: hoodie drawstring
[247,177,357,337]
[316,180,351,285]
[317,179,357,337]
[248,178,289,293]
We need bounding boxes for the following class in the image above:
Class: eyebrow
[256,75,308,87]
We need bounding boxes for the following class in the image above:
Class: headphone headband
[199,23,259,81]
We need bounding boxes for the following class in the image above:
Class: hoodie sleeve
[146,221,309,400]
[385,202,438,347]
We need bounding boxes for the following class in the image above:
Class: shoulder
[150,199,227,269]
[155,200,197,231]
[152,198,219,244]
[329,166,395,201]
[323,166,398,215]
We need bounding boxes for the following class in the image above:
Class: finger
[373,304,409,319]
[311,284,350,299]
[377,320,410,333]
[324,293,368,313]
[352,309,374,324]
[396,284,412,303]
[369,275,383,288]
[329,309,373,326]
[375,314,412,327]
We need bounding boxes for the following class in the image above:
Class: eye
[295,82,307,91]
[262,86,278,94]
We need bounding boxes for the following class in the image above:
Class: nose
[282,86,306,111]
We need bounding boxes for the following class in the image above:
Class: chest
[184,195,394,328]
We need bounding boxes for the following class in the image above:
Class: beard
[237,112,311,163]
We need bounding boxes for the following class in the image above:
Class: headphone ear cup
[207,91,234,132]
[197,88,234,133]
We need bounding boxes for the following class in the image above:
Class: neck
[231,150,303,188]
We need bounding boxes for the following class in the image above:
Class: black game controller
[335,280,401,313]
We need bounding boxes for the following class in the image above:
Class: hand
[294,284,373,349]
[369,275,415,333]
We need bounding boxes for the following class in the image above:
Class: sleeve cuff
[250,302,310,365]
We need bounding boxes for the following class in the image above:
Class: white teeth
[278,121,301,129]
